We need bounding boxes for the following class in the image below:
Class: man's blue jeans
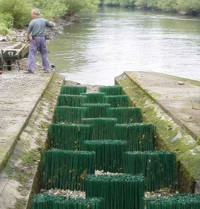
[28,36,50,73]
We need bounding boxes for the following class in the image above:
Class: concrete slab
[125,71,200,140]
[115,71,200,192]
[0,70,54,172]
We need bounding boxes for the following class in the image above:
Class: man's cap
[32,8,40,15]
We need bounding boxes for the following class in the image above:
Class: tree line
[0,0,199,34]
[100,0,200,15]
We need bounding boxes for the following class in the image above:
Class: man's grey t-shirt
[27,17,54,37]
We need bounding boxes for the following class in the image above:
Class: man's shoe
[24,70,34,74]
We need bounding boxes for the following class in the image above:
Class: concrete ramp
[115,71,200,193]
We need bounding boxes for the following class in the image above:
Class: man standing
[26,8,55,74]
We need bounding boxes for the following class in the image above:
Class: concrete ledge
[115,72,200,193]
[0,73,64,209]
[0,71,55,172]
[124,71,200,141]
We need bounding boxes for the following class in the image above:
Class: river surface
[48,7,200,85]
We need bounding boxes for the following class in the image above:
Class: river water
[48,7,200,85]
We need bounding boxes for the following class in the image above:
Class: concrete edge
[25,73,64,209]
[115,72,200,193]
[0,72,55,172]
[124,71,198,141]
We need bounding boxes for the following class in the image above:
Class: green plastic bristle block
[84,140,127,172]
[32,194,105,209]
[60,85,87,95]
[86,174,144,209]
[107,107,142,123]
[81,118,118,140]
[124,151,177,191]
[48,124,92,150]
[103,95,131,107]
[114,123,156,151]
[53,106,88,123]
[99,86,123,95]
[81,93,106,103]
[42,149,96,191]
[57,95,87,106]
[145,194,200,209]
[82,103,111,118]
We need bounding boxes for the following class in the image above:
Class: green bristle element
[32,194,105,209]
[114,123,156,151]
[99,86,123,95]
[57,95,87,106]
[81,118,117,140]
[60,85,87,95]
[81,93,106,103]
[86,174,144,209]
[84,140,127,172]
[103,95,130,107]
[82,103,111,118]
[53,107,88,123]
[48,124,92,150]
[124,151,177,191]
[145,194,200,209]
[42,149,95,191]
[107,107,142,123]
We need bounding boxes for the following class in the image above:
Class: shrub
[0,0,31,27]
[157,0,176,11]
[65,0,99,15]
[0,13,13,34]
[176,0,200,13]
[33,0,67,18]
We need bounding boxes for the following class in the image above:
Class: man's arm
[26,32,31,42]
[46,20,56,28]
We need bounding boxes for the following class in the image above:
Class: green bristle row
[82,103,111,118]
[42,149,95,191]
[124,151,177,191]
[99,86,123,95]
[85,174,144,209]
[81,118,118,140]
[53,107,88,123]
[81,93,106,103]
[145,194,200,209]
[48,124,92,150]
[114,123,156,151]
[32,194,105,209]
[57,95,87,106]
[84,140,127,172]
[106,107,142,123]
[103,95,131,107]
[60,85,87,95]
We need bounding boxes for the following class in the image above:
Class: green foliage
[0,13,13,34]
[0,0,31,27]
[176,0,200,13]
[135,0,148,8]
[102,0,135,7]
[33,0,67,18]
[157,0,176,11]
[65,0,99,15]
[103,0,200,14]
